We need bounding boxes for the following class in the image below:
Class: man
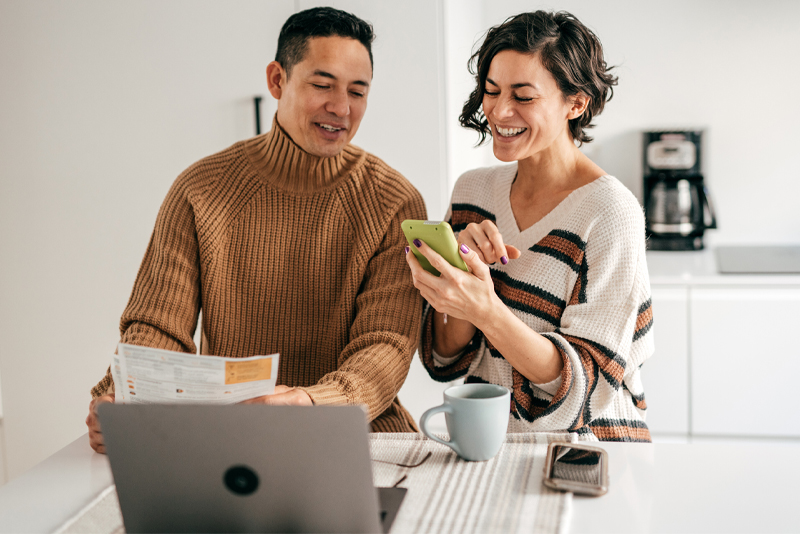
[86,7,426,453]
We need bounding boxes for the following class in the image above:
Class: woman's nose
[492,98,515,120]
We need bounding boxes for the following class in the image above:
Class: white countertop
[647,249,800,286]
[1,434,799,533]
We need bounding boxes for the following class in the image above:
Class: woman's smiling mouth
[495,125,527,137]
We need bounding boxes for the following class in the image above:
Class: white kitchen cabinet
[690,287,800,437]
[641,286,690,436]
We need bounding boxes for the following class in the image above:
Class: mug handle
[419,404,461,457]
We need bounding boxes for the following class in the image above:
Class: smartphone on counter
[401,220,469,277]
[543,442,609,496]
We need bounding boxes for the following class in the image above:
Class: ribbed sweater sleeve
[300,192,426,421]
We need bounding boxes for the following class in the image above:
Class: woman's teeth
[496,126,526,137]
[318,123,343,132]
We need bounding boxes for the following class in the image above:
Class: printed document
[112,343,279,404]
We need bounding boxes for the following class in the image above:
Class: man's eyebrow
[485,77,537,90]
[312,69,370,88]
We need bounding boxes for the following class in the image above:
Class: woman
[406,11,653,442]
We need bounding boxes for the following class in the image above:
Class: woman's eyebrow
[485,77,538,90]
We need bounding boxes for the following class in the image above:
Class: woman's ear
[266,61,285,100]
[567,94,590,120]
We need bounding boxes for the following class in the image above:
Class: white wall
[0,0,450,481]
[3,0,799,484]
[444,0,800,245]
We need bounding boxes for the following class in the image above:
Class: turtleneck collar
[244,115,366,194]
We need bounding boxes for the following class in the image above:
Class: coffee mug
[419,383,510,461]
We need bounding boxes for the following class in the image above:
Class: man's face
[268,36,372,158]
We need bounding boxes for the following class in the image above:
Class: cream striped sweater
[420,165,654,442]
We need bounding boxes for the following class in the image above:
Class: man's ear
[567,93,590,120]
[266,61,285,100]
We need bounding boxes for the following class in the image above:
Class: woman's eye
[515,96,533,102]
[484,90,499,96]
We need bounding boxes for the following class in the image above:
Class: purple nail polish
[460,243,470,254]
[413,239,422,248]
[501,255,508,265]
[404,246,410,254]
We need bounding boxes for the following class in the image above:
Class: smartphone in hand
[401,220,469,277]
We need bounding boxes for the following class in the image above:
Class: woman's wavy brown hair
[460,11,617,146]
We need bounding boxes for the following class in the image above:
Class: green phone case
[401,220,469,276]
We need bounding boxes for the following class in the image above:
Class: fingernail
[460,243,470,254]
[501,255,508,265]
[413,239,422,248]
[404,246,410,255]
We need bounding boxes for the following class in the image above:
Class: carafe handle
[698,185,717,229]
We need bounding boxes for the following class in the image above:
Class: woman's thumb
[459,243,489,279]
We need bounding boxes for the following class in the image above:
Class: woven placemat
[54,432,575,534]
[369,432,575,534]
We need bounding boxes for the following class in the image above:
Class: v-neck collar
[492,163,610,245]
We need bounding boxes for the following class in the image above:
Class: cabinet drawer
[690,287,800,437]
[641,286,689,435]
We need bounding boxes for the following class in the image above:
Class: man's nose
[326,89,350,117]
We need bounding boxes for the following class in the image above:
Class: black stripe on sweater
[449,203,496,232]
[557,330,627,390]
[491,270,566,327]
[633,298,654,342]
[589,418,652,442]
[529,229,587,273]
[623,382,648,410]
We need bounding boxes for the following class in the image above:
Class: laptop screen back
[99,404,382,533]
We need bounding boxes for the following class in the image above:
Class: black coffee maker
[643,130,716,250]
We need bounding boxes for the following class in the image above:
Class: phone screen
[549,445,604,485]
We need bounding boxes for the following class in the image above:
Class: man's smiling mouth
[316,122,345,132]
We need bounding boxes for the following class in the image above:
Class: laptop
[98,404,406,533]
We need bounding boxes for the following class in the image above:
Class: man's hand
[239,385,313,406]
[85,394,114,454]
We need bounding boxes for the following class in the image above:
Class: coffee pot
[643,131,717,250]
[646,176,716,241]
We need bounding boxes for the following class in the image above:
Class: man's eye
[350,91,365,98]
[312,84,329,89]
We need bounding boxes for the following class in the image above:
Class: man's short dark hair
[275,7,375,77]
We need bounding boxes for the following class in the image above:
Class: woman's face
[482,50,583,162]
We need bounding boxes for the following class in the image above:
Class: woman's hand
[459,220,521,265]
[405,239,500,329]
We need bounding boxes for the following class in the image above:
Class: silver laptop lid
[99,404,382,533]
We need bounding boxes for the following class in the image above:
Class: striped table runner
[56,432,575,534]
[369,432,575,534]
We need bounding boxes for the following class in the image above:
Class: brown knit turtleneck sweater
[91,117,427,431]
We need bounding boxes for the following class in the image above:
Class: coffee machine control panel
[643,130,702,176]
[646,138,696,170]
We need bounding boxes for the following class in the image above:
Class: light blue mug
[419,383,511,461]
